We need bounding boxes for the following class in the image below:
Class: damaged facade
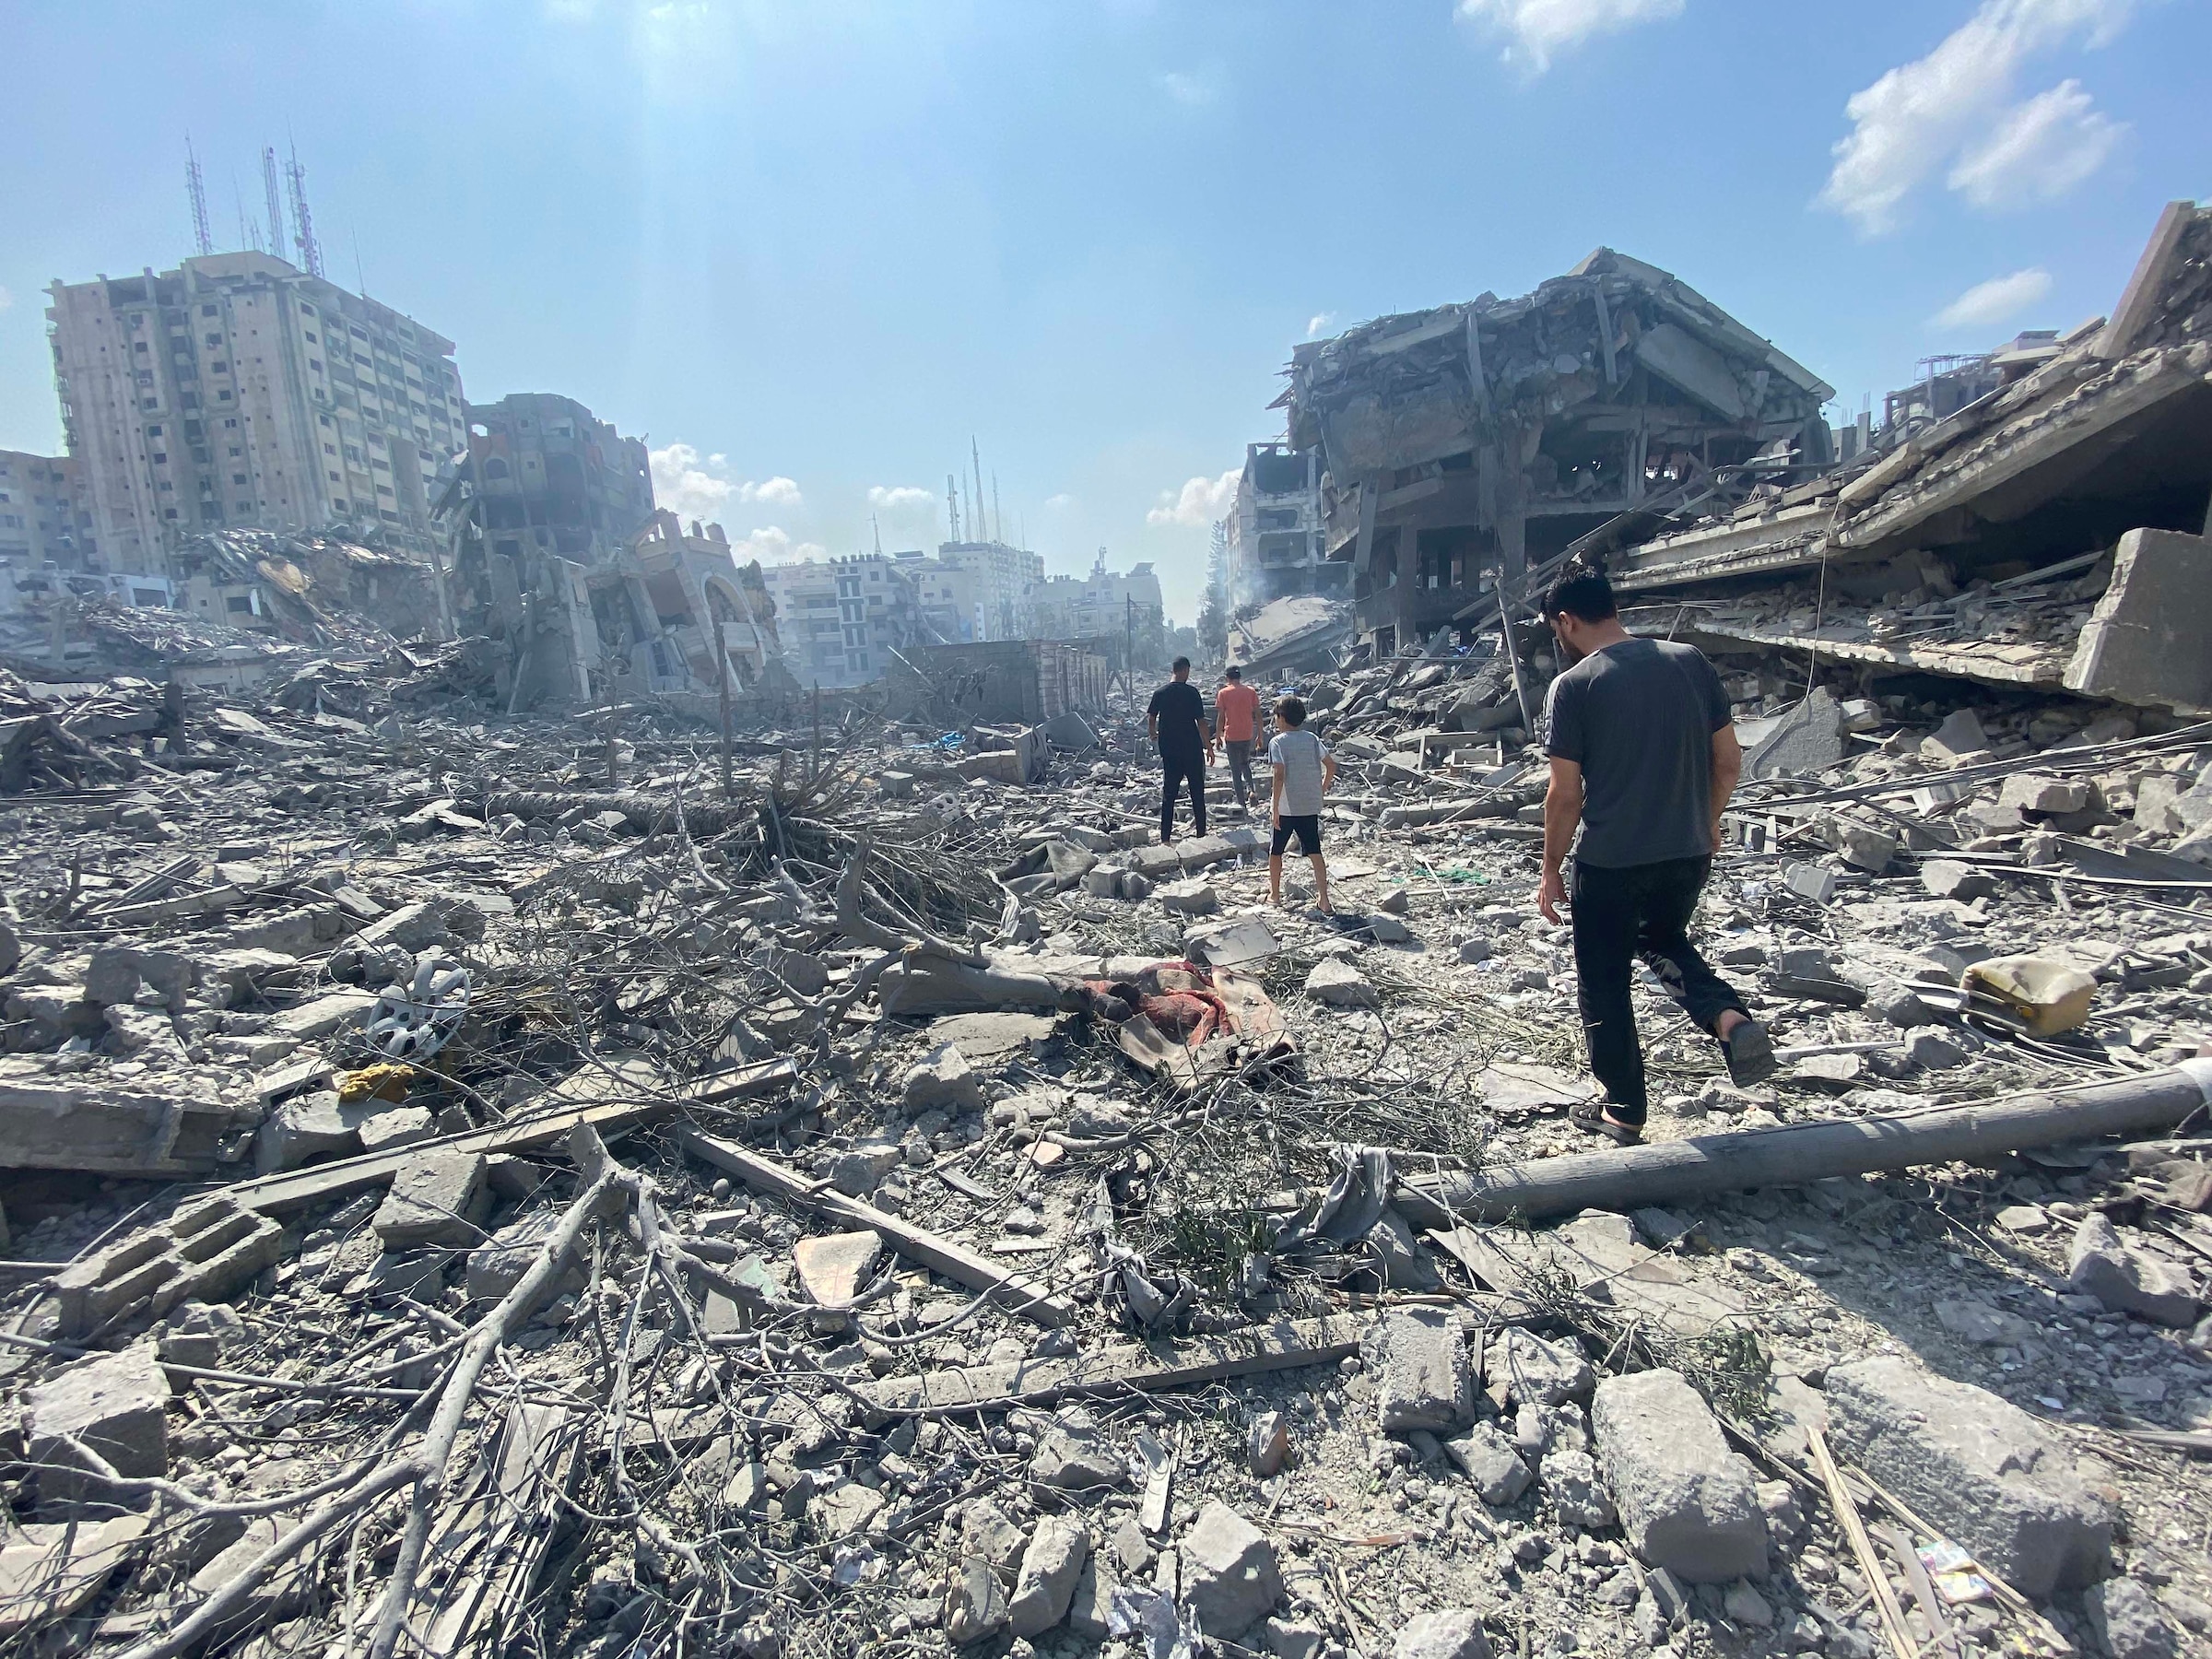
[1283,247,1835,656]
[1608,200,2212,721]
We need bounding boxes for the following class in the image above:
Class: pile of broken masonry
[0,637,2209,1659]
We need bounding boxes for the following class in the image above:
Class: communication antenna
[971,438,987,547]
[262,147,287,265]
[871,513,882,557]
[185,138,213,256]
[285,140,324,277]
[992,471,1003,546]
[947,474,961,542]
[233,178,261,253]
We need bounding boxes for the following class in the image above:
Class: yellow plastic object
[336,1062,418,1104]
[1960,955,2098,1037]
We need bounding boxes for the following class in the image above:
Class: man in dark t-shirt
[1536,568,1775,1143]
[1147,656,1213,843]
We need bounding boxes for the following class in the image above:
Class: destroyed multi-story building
[1604,200,2212,723]
[584,511,787,702]
[45,252,466,572]
[1283,248,1835,656]
[1225,441,1341,609]
[0,450,92,571]
[460,392,655,565]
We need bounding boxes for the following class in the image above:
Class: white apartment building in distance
[758,553,924,689]
[0,450,90,570]
[1031,548,1165,641]
[45,252,465,573]
[935,537,1045,641]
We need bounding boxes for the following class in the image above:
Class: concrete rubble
[0,212,2210,1659]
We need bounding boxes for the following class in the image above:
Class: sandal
[1723,1018,1777,1088]
[1570,1100,1642,1146]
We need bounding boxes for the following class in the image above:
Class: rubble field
[0,639,2209,1659]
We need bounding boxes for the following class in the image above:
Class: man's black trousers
[1569,853,1747,1126]
[1159,752,1206,841]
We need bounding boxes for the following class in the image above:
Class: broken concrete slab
[1485,1328,1592,1407]
[0,1512,152,1639]
[1825,1355,2111,1596]
[1305,959,1379,1008]
[25,1342,169,1504]
[1180,1500,1284,1638]
[792,1230,884,1312]
[1030,1410,1127,1494]
[1363,1307,1474,1432]
[1444,1422,1533,1506]
[1006,1517,1090,1637]
[371,1148,487,1249]
[1394,1608,1493,1659]
[2066,1213,2199,1327]
[1591,1369,1768,1583]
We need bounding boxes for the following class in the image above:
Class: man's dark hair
[1547,567,1618,624]
[1172,655,1191,673]
[1275,696,1307,727]
[1224,665,1241,680]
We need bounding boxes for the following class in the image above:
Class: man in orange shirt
[1215,665,1263,813]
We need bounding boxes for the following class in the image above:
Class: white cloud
[1931,267,2053,330]
[742,476,803,507]
[867,485,935,512]
[1157,71,1216,107]
[1947,79,2123,208]
[1818,0,2133,236]
[1147,470,1239,528]
[1454,0,1685,73]
[1306,312,1335,338]
[733,525,828,565]
[648,443,802,524]
[0,286,13,312]
[1044,493,1075,511]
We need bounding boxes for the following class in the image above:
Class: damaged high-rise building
[45,252,466,573]
[1283,248,1835,656]
[1225,441,1341,609]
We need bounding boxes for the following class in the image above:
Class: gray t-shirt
[1542,636,1732,869]
[1267,729,1330,816]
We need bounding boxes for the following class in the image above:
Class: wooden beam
[676,1126,1078,1329]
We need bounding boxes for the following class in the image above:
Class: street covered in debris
[6,53,2212,1659]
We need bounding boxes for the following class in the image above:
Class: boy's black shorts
[1270,815,1322,856]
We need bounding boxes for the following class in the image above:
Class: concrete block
[1921,859,1998,901]
[2067,1214,2199,1327]
[1158,878,1219,915]
[1999,774,2092,817]
[1826,1356,2111,1596]
[1030,1410,1126,1492]
[1444,1422,1533,1506]
[372,1148,487,1248]
[793,1231,884,1311]
[902,1043,984,1113]
[2082,1578,2180,1659]
[1305,959,1378,1008]
[53,1196,284,1339]
[465,1208,584,1303]
[943,1554,1009,1642]
[1539,1446,1615,1527]
[26,1343,169,1502]
[1394,1609,1492,1659]
[1180,1500,1284,1638]
[1922,709,1991,763]
[81,947,142,1006]
[1592,1369,1768,1583]
[1363,1307,1474,1432]
[1747,688,1845,780]
[1006,1517,1089,1636]
[1485,1327,1593,1407]
[2065,528,2212,712]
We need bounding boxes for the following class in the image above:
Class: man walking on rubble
[1215,665,1262,813]
[1535,567,1775,1145]
[1148,655,1214,844]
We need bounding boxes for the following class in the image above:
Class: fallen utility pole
[676,1126,1079,1329]
[1388,1062,2212,1228]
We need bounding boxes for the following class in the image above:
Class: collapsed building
[1606,201,2212,723]
[1283,248,1836,658]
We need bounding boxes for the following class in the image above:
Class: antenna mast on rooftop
[872,514,882,557]
[992,471,1003,545]
[261,147,286,266]
[971,439,988,547]
[284,140,324,277]
[185,138,213,256]
[947,474,961,542]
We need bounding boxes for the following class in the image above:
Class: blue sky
[3,0,2206,620]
